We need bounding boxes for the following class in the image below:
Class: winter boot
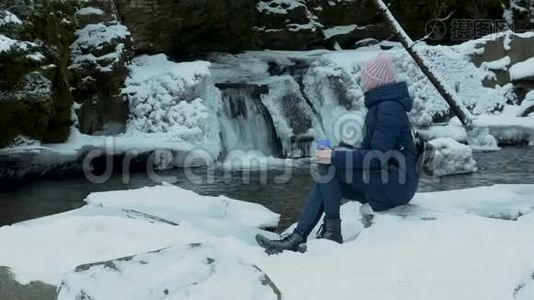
[317,218,343,244]
[255,232,307,254]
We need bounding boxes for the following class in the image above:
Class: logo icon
[425,19,447,41]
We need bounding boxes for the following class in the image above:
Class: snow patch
[482,56,511,71]
[76,7,105,16]
[323,25,358,39]
[0,34,29,52]
[510,57,534,81]
[257,0,306,14]
[72,23,130,52]
[0,10,22,26]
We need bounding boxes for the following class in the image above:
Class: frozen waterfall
[217,83,283,157]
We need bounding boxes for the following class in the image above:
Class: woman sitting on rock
[256,53,420,253]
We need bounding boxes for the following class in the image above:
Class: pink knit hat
[361,53,398,92]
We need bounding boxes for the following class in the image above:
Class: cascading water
[217,84,283,158]
[209,51,366,159]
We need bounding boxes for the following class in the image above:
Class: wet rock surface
[0,267,56,300]
[114,0,373,54]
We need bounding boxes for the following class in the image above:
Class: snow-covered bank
[0,184,279,285]
[4,33,534,181]
[421,114,534,146]
[2,184,534,299]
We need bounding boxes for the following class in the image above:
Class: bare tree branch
[370,0,474,129]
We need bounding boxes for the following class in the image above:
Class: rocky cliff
[114,0,532,56]
[1,0,533,149]
[0,0,77,147]
[0,0,133,148]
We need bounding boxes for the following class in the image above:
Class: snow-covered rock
[0,34,34,53]
[466,126,500,152]
[0,10,22,26]
[71,23,130,53]
[70,22,131,72]
[323,25,359,39]
[86,184,280,229]
[76,7,105,16]
[429,138,477,176]
[419,120,468,143]
[0,184,279,285]
[68,2,134,136]
[3,184,534,299]
[476,114,534,145]
[510,57,534,81]
[58,243,280,300]
[123,54,223,158]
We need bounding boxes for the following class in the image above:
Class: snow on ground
[2,184,534,299]
[412,184,534,220]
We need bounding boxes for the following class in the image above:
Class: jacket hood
[364,81,413,111]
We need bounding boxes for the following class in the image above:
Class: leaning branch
[370,0,473,129]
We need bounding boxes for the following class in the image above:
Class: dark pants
[294,165,366,238]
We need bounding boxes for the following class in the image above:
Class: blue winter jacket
[332,82,419,211]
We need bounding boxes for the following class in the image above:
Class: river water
[1,147,533,229]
